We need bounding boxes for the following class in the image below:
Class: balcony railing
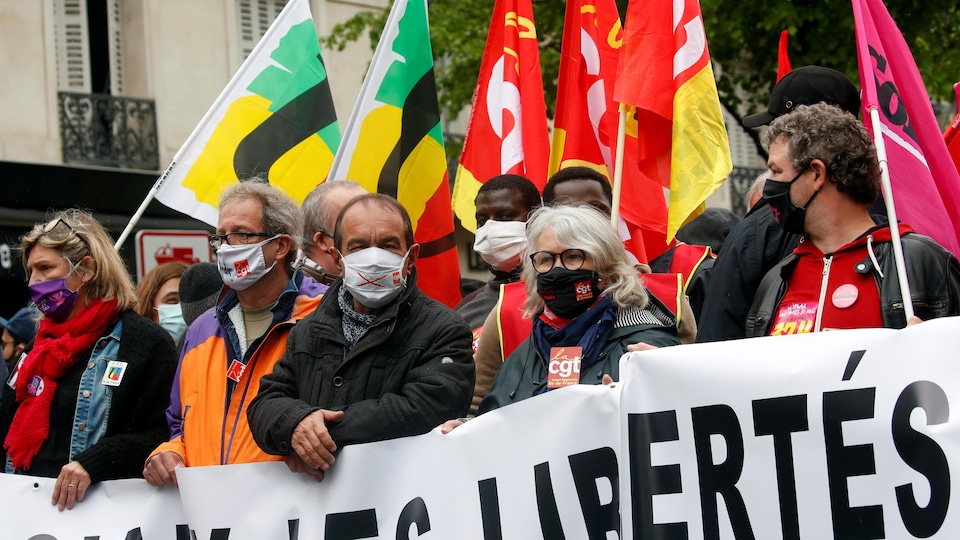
[58,92,159,170]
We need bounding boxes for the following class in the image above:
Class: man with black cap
[696,66,861,342]
[177,262,223,326]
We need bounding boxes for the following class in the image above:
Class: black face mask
[536,268,601,318]
[763,169,820,234]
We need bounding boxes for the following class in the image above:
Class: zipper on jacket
[814,256,833,332]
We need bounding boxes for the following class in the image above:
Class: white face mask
[473,220,527,271]
[340,247,410,309]
[216,235,280,291]
[156,303,187,343]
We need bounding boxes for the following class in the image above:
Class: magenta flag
[852,0,960,256]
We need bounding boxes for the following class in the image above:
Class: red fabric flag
[946,82,960,176]
[777,30,792,82]
[451,0,550,232]
[550,0,668,262]
[852,0,960,256]
[613,0,732,242]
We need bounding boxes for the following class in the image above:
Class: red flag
[852,0,960,256]
[451,0,550,232]
[550,0,668,262]
[614,0,732,242]
[777,30,792,82]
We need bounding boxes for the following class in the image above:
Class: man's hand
[439,419,465,434]
[627,342,659,352]
[143,451,185,487]
[285,453,326,483]
[291,409,345,471]
[52,461,91,511]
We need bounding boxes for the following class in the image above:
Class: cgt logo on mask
[234,259,251,278]
[574,280,593,301]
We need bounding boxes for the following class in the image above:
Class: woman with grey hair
[454,205,680,420]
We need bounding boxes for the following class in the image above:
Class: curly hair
[522,204,647,317]
[762,103,879,205]
[19,209,137,312]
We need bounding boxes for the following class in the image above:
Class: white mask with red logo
[216,235,280,291]
[340,247,409,309]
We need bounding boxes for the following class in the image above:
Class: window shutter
[55,0,92,92]
[237,0,288,61]
[107,0,124,95]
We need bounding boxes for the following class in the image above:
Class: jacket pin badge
[101,361,128,387]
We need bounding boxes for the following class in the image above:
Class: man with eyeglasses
[144,181,327,487]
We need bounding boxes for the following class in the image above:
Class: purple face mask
[29,260,81,321]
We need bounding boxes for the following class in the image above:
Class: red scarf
[4,298,119,470]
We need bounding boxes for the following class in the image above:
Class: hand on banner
[291,409,344,472]
[627,342,659,352]
[284,453,325,483]
[439,418,468,434]
[143,451,185,487]
[52,461,91,511]
[907,316,924,327]
[601,374,615,387]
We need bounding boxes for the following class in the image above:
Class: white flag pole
[867,106,914,321]
[610,104,629,231]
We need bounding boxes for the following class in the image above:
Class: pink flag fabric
[852,0,960,256]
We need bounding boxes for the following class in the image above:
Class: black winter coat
[247,271,475,455]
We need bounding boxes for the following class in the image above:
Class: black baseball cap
[743,66,860,128]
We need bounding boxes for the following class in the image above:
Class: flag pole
[610,104,628,230]
[866,106,915,321]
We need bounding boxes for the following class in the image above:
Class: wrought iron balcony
[58,92,159,170]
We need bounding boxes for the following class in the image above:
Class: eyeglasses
[529,249,588,274]
[41,217,76,236]
[208,232,275,249]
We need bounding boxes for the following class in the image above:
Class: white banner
[620,317,960,539]
[4,317,960,539]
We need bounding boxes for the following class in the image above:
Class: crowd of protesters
[1,65,959,510]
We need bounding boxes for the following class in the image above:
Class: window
[237,0,289,61]
[54,0,123,94]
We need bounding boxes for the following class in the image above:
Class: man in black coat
[696,66,860,342]
[247,194,474,480]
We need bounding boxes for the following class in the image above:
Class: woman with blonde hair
[475,204,681,413]
[0,209,177,510]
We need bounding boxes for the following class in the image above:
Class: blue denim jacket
[5,318,122,473]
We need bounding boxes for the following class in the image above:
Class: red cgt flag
[550,0,669,263]
[613,0,732,242]
[451,0,550,233]
[777,29,792,82]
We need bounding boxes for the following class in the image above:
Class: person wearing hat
[1,306,39,370]
[696,66,861,343]
[178,262,224,326]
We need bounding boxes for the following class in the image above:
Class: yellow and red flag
[551,0,669,262]
[328,0,461,307]
[451,0,550,232]
[613,0,732,242]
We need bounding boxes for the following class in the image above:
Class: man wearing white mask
[456,174,540,347]
[143,181,326,487]
[247,194,474,481]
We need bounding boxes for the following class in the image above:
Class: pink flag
[852,0,960,256]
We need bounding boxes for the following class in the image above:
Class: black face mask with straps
[536,268,601,318]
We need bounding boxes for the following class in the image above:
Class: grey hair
[745,171,769,212]
[300,180,364,253]
[219,179,303,269]
[522,204,648,317]
[762,103,879,205]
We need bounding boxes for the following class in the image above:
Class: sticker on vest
[547,346,582,389]
[832,283,859,309]
[771,301,817,336]
[226,359,246,382]
[471,327,482,354]
[102,361,128,387]
[27,375,44,396]
[6,352,27,389]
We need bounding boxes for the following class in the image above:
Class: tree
[324,0,959,159]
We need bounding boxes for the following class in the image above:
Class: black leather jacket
[747,232,960,336]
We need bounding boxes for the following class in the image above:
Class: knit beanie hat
[0,306,40,344]
[179,262,224,325]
